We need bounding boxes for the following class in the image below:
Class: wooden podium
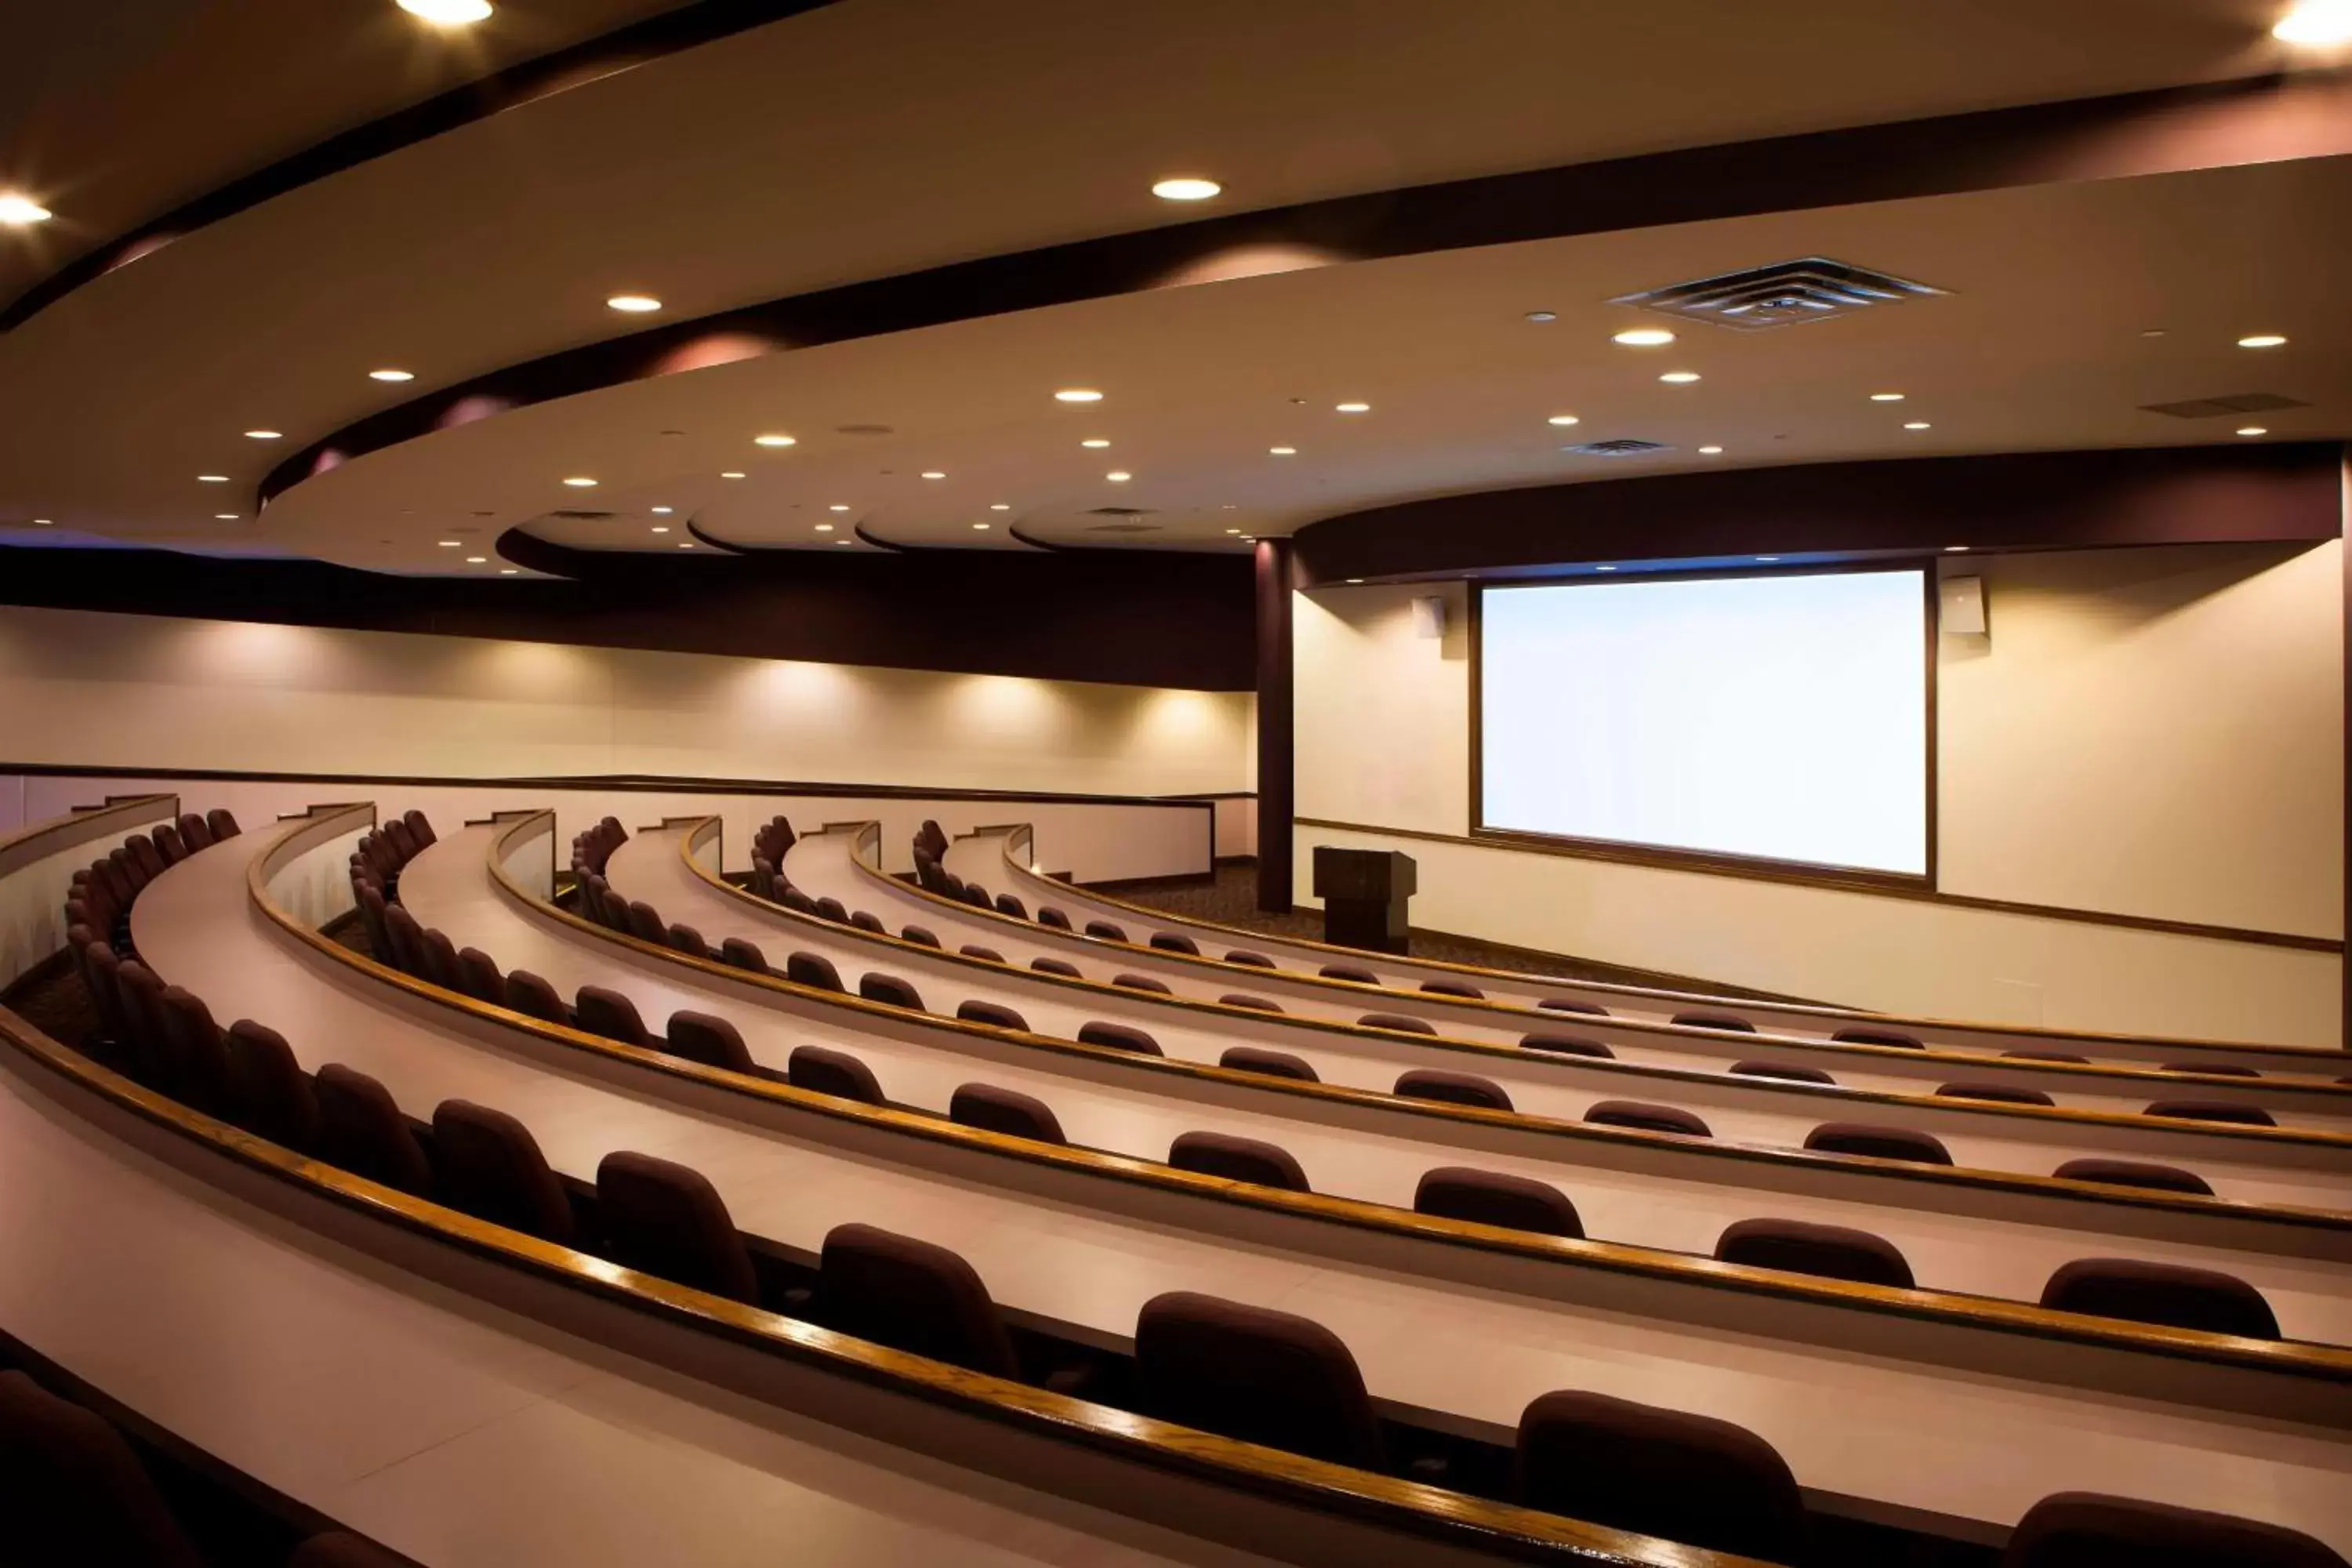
[1312,847,1416,955]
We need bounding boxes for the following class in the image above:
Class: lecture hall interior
[3,3,2351,1564]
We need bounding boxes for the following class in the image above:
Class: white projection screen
[1477,568,1930,877]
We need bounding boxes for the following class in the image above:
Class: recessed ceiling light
[1870,392,1906,402]
[1596,564,1617,572]
[829,503,851,512]
[244,429,282,441]
[1613,328,1675,347]
[31,518,52,526]
[606,294,662,314]
[197,474,230,483]
[1698,445,1724,455]
[651,526,670,534]
[368,368,415,382]
[920,470,946,479]
[1756,556,1780,563]
[214,513,239,521]
[1525,310,1558,323]
[1151,176,1221,201]
[678,542,694,549]
[399,0,493,20]
[1659,371,1700,384]
[1345,578,1364,585]
[1054,388,1103,403]
[0,194,54,226]
[438,540,462,547]
[2275,1,2352,44]
[465,556,488,564]
[2238,334,2288,349]
[815,523,835,532]
[1904,421,1932,430]
[834,539,851,546]
[720,470,746,479]
[989,503,1011,510]
[1335,401,1370,413]
[1105,470,1132,483]
[972,522,991,530]
[1081,438,1111,448]
[562,476,598,487]
[753,434,796,447]
[2238,425,2270,437]
[1269,446,1297,456]
[1945,546,1970,553]
[500,568,518,575]
[651,506,673,514]
[1546,415,1581,427]
[1225,528,1242,535]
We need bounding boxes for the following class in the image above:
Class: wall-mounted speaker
[1940,575,1987,637]
[1411,596,1448,640]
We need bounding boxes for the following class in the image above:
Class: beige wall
[0,605,1255,800]
[1293,543,2344,1046]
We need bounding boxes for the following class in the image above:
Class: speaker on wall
[1940,575,1987,637]
[1411,596,1448,640]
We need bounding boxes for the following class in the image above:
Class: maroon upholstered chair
[596,1151,759,1305]
[1522,1033,1612,1058]
[1135,1292,1386,1470]
[816,1223,1020,1379]
[1218,993,1283,1013]
[1084,919,1127,942]
[1149,931,1200,956]
[1672,1011,1756,1033]
[204,808,241,840]
[916,820,949,861]
[1077,1021,1162,1056]
[383,818,419,864]
[667,923,713,958]
[1113,973,1171,994]
[2053,1158,2212,1196]
[380,903,429,978]
[957,882,993,909]
[1938,1081,2054,1107]
[112,961,173,1087]
[1036,906,1072,931]
[124,833,168,883]
[2002,1491,2346,1568]
[1358,1011,1435,1034]
[1319,964,1378,984]
[1539,997,1609,1015]
[502,970,570,1025]
[956,999,1028,1032]
[0,1370,208,1568]
[454,947,507,1006]
[622,900,667,945]
[812,895,851,924]
[1805,1123,1952,1165]
[1731,1060,1835,1085]
[719,936,769,972]
[223,1020,320,1152]
[1225,949,1276,967]
[431,1100,578,1244]
[1587,1100,1711,1137]
[1031,956,1081,978]
[993,894,1029,920]
[574,986,654,1048]
[314,1064,433,1196]
[789,1046,885,1105]
[176,811,214,851]
[950,1083,1066,1145]
[957,943,1004,964]
[402,808,437,848]
[898,924,941,948]
[1833,1026,1922,1049]
[1421,979,1483,1000]
[1169,1131,1309,1191]
[2039,1258,2278,1338]
[1716,1218,1915,1289]
[1515,1389,1807,1563]
[1220,1045,1318,1083]
[848,909,887,935]
[786,952,844,992]
[1396,1068,1512,1111]
[158,985,230,1113]
[2144,1099,2276,1127]
[1414,1167,1582,1237]
[416,927,465,992]
[666,1011,758,1074]
[859,972,925,1011]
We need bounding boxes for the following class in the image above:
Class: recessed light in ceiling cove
[2275,1,2352,44]
[1151,177,1221,201]
[397,0,493,24]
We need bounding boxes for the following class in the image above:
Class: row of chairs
[349,808,435,899]
[61,808,241,961]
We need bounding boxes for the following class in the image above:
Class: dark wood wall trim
[1256,540,1294,912]
[1295,445,2349,583]
[1296,816,2345,956]
[261,71,2352,510]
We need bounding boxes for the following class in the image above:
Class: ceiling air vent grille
[2140,392,2308,419]
[1085,506,1156,517]
[1564,438,1673,457]
[1085,521,1163,534]
[547,510,617,520]
[1610,256,1945,331]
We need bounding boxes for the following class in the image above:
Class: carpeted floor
[1093,861,1812,1003]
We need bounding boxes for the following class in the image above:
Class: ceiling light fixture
[214,513,239,521]
[652,526,670,534]
[1596,564,1617,572]
[834,539,851,546]
[1335,401,1370,413]
[1756,556,1780,563]
[678,542,694,549]
[1224,528,1242,535]
[1546,415,1581,427]
[1054,388,1103,403]
[651,506,673,514]
[605,294,662,314]
[244,429,282,441]
[1081,438,1110,448]
[500,568,518,575]
[1613,328,1675,347]
[1659,371,1700,384]
[1105,470,1132,483]
[829,503,851,512]
[920,470,947,480]
[1904,421,1932,430]
[465,555,487,564]
[1345,578,1365,585]
[397,0,493,22]
[2274,0,2352,44]
[368,368,415,382]
[720,470,746,479]
[197,474,230,483]
[0,194,54,226]
[815,523,835,532]
[972,522,990,530]
[1945,546,1970,553]
[1269,445,1297,456]
[2238,425,2270,437]
[1151,176,1221,201]
[990,503,1011,510]
[1698,445,1724,455]
[2238,333,2288,348]
[31,518,52,526]
[1870,392,1906,402]
[753,434,796,447]
[1525,310,1558,323]
[562,476,598,488]
[438,540,462,547]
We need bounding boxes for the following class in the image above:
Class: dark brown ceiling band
[851,523,911,553]
[0,0,849,333]
[681,515,748,554]
[260,67,2352,511]
[1292,444,2349,583]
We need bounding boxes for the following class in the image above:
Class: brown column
[1255,539,1294,912]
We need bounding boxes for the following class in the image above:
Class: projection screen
[1476,568,1930,877]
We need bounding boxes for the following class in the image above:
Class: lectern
[1312,847,1416,955]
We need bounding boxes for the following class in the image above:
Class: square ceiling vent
[1610,256,1946,331]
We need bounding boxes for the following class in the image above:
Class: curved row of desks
[942,826,2350,1074]
[230,804,2352,1551]
[606,821,2352,1203]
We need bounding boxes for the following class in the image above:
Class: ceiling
[0,0,2344,573]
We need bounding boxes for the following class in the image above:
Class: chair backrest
[1420,979,1483,1000]
[223,1019,319,1152]
[813,895,851,924]
[1716,1218,1915,1289]
[898,924,941,948]
[1730,1059,1835,1086]
[0,1370,209,1568]
[1414,1167,1583,1238]
[788,1046,884,1105]
[575,985,653,1047]
[383,818,419,863]
[786,952,844,992]
[1149,931,1200,956]
[949,1083,1066,1144]
[623,900,668,944]
[2052,1158,2212,1196]
[1521,1032,1612,1058]
[1077,1021,1162,1056]
[401,808,436,848]
[1395,1068,1512,1111]
[719,937,769,973]
[381,903,429,978]
[781,887,820,916]
[1168,1131,1308,1191]
[1937,1081,2055,1107]
[431,1100,578,1244]
[1134,1292,1385,1471]
[2039,1258,2278,1339]
[113,962,173,1083]
[816,1223,1018,1378]
[1833,1026,1923,1049]
[668,923,713,958]
[205,808,240,840]
[596,1151,759,1305]
[993,894,1028,920]
[916,819,949,860]
[502,969,571,1025]
[2143,1099,2276,1127]
[1357,1011,1435,1034]
[176,811,213,851]
[158,984,230,1113]
[859,972,925,1011]
[1219,1046,1318,1083]
[1036,906,1072,931]
[957,943,1004,964]
[1112,972,1171,994]
[848,910,887,935]
[956,999,1028,1032]
[1671,1011,1756,1033]
[416,927,464,992]
[1587,1100,1711,1137]
[1225,949,1276,968]
[2001,1490,2346,1568]
[1083,919,1127,942]
[314,1063,434,1196]
[665,1011,757,1073]
[1804,1122,1952,1165]
[1218,992,1283,1014]
[1031,956,1081,978]
[957,882,993,909]
[455,946,507,1006]
[125,833,168,883]
[1515,1389,1807,1563]
[1320,964,1378,984]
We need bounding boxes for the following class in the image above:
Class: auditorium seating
[2003,1492,2346,1567]
[1396,1067,1513,1111]
[1514,1390,1809,1563]
[1136,1293,1386,1470]
[861,971,926,1010]
[432,1100,580,1244]
[1414,1167,1584,1238]
[949,1083,1067,1144]
[1587,1101,1711,1137]
[956,998,1028,1031]
[1804,1123,1953,1165]
[789,1044,887,1105]
[2053,1157,2215,1196]
[2039,1258,2281,1338]
[815,1223,1022,1379]
[1168,1131,1310,1191]
[1219,1044,1318,1081]
[1715,1218,1916,1289]
[597,1151,762,1306]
